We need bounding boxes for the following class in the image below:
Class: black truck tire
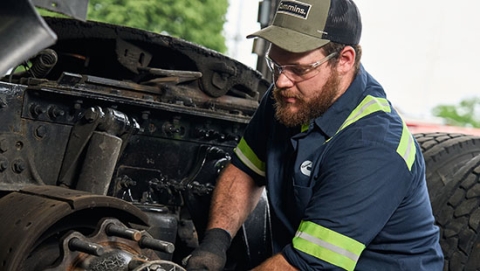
[432,154,480,271]
[414,132,480,203]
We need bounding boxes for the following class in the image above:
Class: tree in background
[40,0,229,53]
[432,97,480,128]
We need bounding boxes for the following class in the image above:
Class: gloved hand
[186,228,232,271]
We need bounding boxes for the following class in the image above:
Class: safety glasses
[265,52,337,83]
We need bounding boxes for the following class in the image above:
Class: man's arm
[207,163,264,236]
[186,163,265,270]
[209,165,298,270]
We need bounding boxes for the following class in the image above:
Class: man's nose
[274,72,294,89]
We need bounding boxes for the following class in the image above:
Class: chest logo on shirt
[300,160,312,177]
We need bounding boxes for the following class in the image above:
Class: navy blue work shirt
[231,66,444,270]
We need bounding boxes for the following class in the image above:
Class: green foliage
[432,97,480,128]
[86,0,229,53]
[37,0,229,52]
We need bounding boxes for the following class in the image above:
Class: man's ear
[336,46,356,74]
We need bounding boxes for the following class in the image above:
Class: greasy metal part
[179,145,230,188]
[139,67,203,84]
[76,131,122,195]
[58,106,138,188]
[0,185,148,271]
[69,237,105,256]
[135,204,178,261]
[85,74,161,94]
[45,218,167,271]
[29,48,58,78]
[53,71,258,120]
[115,145,229,208]
[33,0,89,21]
[116,38,153,73]
[106,223,143,242]
[130,260,186,271]
[100,108,140,158]
[0,0,57,77]
[139,236,175,254]
[43,18,269,100]
[0,133,47,190]
[202,61,237,97]
[58,106,105,186]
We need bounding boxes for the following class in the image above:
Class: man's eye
[290,66,310,75]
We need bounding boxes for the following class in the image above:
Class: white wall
[225,0,480,119]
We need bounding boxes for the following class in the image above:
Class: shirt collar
[313,65,368,138]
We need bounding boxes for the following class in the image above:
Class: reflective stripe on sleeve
[293,221,365,271]
[234,137,266,177]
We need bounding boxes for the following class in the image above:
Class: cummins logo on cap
[277,1,312,19]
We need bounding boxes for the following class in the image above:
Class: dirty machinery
[4,1,480,271]
[0,1,272,270]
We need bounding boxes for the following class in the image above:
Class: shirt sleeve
[283,120,419,270]
[231,86,275,186]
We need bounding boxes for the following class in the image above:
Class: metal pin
[138,236,175,254]
[106,223,142,241]
[68,237,104,256]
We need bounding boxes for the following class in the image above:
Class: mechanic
[187,0,444,270]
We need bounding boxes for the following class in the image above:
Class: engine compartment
[0,17,271,270]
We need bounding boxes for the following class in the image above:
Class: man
[187,0,444,270]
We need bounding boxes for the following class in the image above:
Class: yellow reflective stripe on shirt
[293,221,365,271]
[326,95,390,144]
[396,120,416,170]
[326,95,416,171]
[338,95,391,132]
[234,137,266,176]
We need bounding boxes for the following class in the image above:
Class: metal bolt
[105,223,142,241]
[74,100,83,110]
[29,104,45,117]
[12,160,26,173]
[0,159,8,172]
[68,237,104,256]
[15,141,23,151]
[0,139,7,153]
[48,106,65,119]
[83,108,99,122]
[35,125,47,138]
[138,236,175,254]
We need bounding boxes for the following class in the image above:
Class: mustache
[273,87,301,99]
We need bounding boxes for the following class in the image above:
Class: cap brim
[247,25,330,53]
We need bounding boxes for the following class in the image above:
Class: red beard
[273,69,341,127]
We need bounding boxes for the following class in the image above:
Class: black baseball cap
[247,0,362,53]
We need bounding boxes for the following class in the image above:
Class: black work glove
[186,228,232,271]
